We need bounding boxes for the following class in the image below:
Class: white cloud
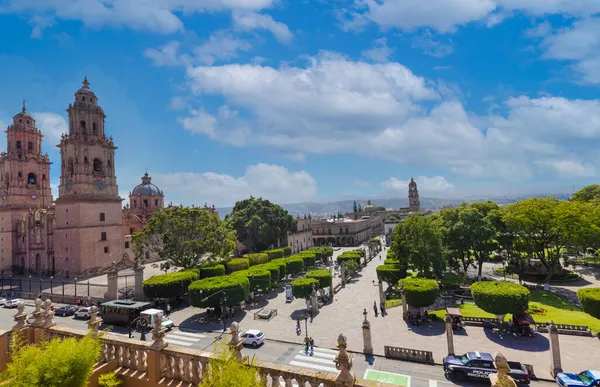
[29,14,54,38]
[536,159,596,178]
[32,112,67,145]
[382,176,454,192]
[540,17,600,84]
[192,31,252,65]
[153,163,317,207]
[144,41,181,67]
[4,0,277,34]
[282,152,307,162]
[411,32,454,57]
[361,38,392,63]
[233,12,293,43]
[524,21,552,38]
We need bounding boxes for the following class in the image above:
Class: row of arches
[313,236,355,246]
[2,172,46,185]
[65,157,111,176]
[15,140,35,153]
[78,120,100,135]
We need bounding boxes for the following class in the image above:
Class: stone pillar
[150,311,168,351]
[134,265,145,301]
[13,303,28,330]
[445,315,455,356]
[229,322,244,362]
[489,352,517,387]
[401,292,407,318]
[310,287,319,313]
[378,280,385,305]
[31,298,44,328]
[334,333,355,385]
[87,305,103,336]
[41,299,56,329]
[105,268,118,300]
[362,309,373,355]
[548,321,563,377]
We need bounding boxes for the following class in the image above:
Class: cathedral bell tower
[408,177,420,212]
[54,77,124,275]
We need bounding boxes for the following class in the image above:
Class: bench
[535,323,592,337]
[253,308,277,321]
[384,346,434,364]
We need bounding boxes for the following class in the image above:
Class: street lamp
[304,314,308,339]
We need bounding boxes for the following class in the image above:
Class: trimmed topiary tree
[263,249,285,260]
[243,253,269,266]
[189,276,250,308]
[337,253,361,266]
[282,246,292,257]
[143,270,198,299]
[200,264,226,279]
[286,257,305,276]
[384,258,401,266]
[578,288,600,319]
[226,258,249,273]
[254,264,281,284]
[291,277,319,299]
[267,259,287,280]
[376,264,407,286]
[297,253,317,268]
[233,268,271,291]
[306,269,333,289]
[402,277,440,308]
[471,281,530,317]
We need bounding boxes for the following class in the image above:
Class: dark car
[443,351,530,384]
[556,370,600,387]
[56,305,78,317]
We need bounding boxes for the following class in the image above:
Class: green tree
[571,184,600,203]
[460,202,499,280]
[198,340,263,387]
[471,281,530,317]
[489,208,528,283]
[226,197,296,252]
[132,206,236,270]
[391,215,444,277]
[1,332,102,387]
[435,207,473,276]
[353,201,358,213]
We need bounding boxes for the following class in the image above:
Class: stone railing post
[362,309,373,355]
[41,299,56,329]
[105,264,118,300]
[548,321,563,377]
[334,333,355,385]
[489,352,517,387]
[445,315,455,356]
[87,305,103,336]
[0,330,10,373]
[401,292,407,318]
[134,264,145,301]
[378,280,385,305]
[229,322,244,361]
[13,303,28,330]
[147,311,168,384]
[310,286,319,313]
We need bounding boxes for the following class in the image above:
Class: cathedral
[0,78,170,277]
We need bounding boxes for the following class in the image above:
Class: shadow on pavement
[483,329,549,351]
[178,309,248,333]
[405,321,445,336]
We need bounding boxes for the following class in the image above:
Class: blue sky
[0,1,599,207]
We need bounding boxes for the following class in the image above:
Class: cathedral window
[104,247,109,254]
[100,232,107,241]
[17,172,22,178]
[16,141,21,151]
[99,213,105,222]
[93,158,103,174]
[27,142,33,152]
[155,199,158,206]
[143,199,148,207]
[84,156,88,164]
[92,122,97,135]
[68,159,74,176]
[80,120,86,133]
[27,173,37,185]
[133,200,137,208]
[125,242,130,249]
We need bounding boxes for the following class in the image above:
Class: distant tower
[54,77,124,275]
[408,177,420,212]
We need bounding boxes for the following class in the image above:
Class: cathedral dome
[132,173,163,196]
[75,77,97,98]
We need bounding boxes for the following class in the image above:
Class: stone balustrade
[2,299,396,387]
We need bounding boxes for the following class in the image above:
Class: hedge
[291,277,319,299]
[233,268,272,291]
[383,259,401,266]
[254,264,281,284]
[226,258,250,273]
[349,249,366,258]
[441,273,465,290]
[263,249,285,260]
[376,264,407,285]
[189,276,250,308]
[199,264,226,279]
[578,288,600,319]
[267,259,287,280]
[282,246,292,257]
[471,281,530,316]
[337,253,361,266]
[143,270,199,299]
[369,238,380,243]
[297,253,317,268]
[286,257,305,276]
[402,277,439,308]
[306,269,333,288]
[305,248,324,261]
[321,246,334,259]
[243,253,269,266]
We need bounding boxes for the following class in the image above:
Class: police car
[443,351,530,384]
[556,370,600,387]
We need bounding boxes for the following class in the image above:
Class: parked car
[443,351,530,384]
[74,307,91,320]
[56,305,78,317]
[556,370,600,387]
[240,329,265,347]
[0,298,7,307]
[4,299,21,308]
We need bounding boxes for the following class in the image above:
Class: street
[0,303,554,387]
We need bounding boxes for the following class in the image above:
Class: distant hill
[216,192,571,219]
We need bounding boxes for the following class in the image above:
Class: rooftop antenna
[22,99,27,113]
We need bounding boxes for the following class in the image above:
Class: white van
[140,308,174,330]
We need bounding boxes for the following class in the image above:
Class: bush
[305,248,324,261]
[243,253,269,266]
[233,268,271,291]
[189,276,250,308]
[321,246,334,259]
[282,246,292,257]
[292,277,319,299]
[98,372,123,387]
[402,278,440,308]
[200,264,226,279]
[226,258,249,273]
[198,340,263,387]
[376,264,407,285]
[578,288,600,319]
[254,264,281,284]
[263,249,285,260]
[441,273,465,290]
[286,257,305,276]
[306,269,333,288]
[143,270,198,299]
[384,258,401,266]
[337,253,361,266]
[369,238,380,243]
[297,253,317,268]
[349,249,366,258]
[471,281,530,316]
[1,332,102,387]
[267,259,287,280]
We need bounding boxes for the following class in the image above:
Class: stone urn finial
[334,333,355,384]
[229,322,244,361]
[490,352,517,387]
[13,303,28,330]
[31,298,44,328]
[87,305,103,336]
[151,311,168,350]
[42,299,56,328]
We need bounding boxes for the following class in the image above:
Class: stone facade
[312,215,382,247]
[286,215,313,254]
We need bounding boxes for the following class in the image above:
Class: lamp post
[50,276,53,295]
[304,314,308,339]
[74,278,78,298]
[28,275,32,293]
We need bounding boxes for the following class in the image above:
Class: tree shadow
[483,329,549,351]
[243,297,269,311]
[405,320,445,336]
[178,309,248,333]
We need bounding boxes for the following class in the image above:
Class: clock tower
[54,77,124,274]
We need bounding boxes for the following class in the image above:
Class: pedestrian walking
[379,302,386,317]
[309,337,314,356]
[309,308,314,323]
[373,301,378,317]
[304,336,310,354]
[166,304,171,317]
[296,319,301,335]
